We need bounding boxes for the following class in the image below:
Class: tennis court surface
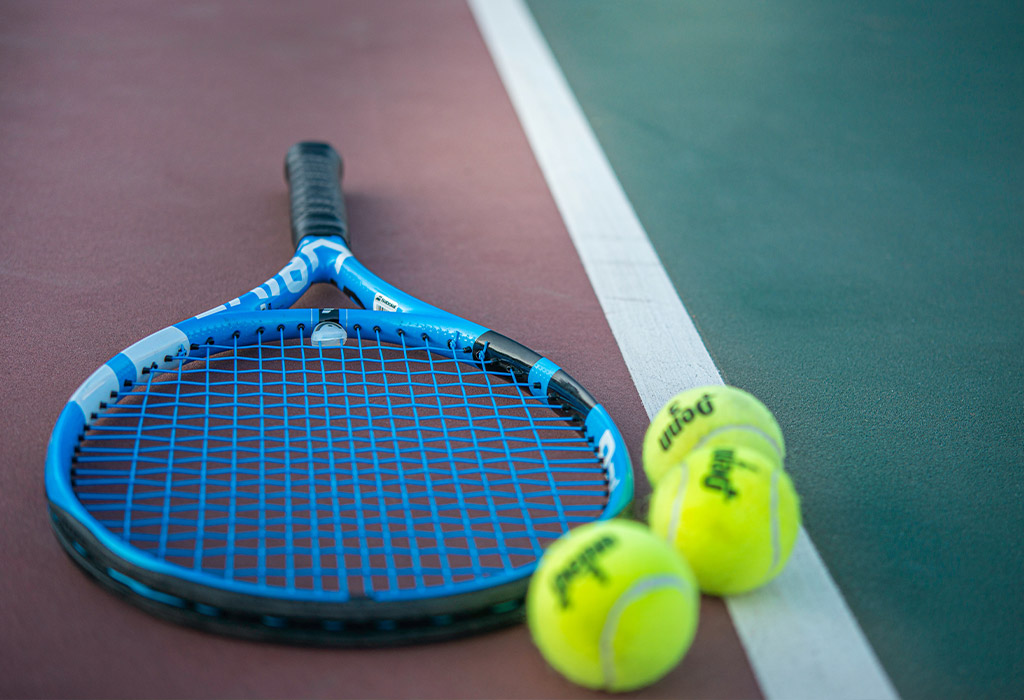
[2,2,1020,698]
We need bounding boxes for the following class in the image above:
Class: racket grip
[285,141,349,248]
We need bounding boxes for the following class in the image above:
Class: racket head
[46,308,632,644]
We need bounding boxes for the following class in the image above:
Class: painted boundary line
[468,2,898,698]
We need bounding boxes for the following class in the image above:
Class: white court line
[468,2,898,698]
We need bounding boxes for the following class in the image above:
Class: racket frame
[44,153,633,645]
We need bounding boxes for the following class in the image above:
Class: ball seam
[770,468,781,573]
[691,425,783,462]
[598,574,693,689]
[665,464,689,549]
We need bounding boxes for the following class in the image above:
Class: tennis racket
[45,142,632,645]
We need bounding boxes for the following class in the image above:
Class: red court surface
[2,2,758,698]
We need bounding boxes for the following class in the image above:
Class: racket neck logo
[372,293,400,312]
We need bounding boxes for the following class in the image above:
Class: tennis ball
[643,385,785,486]
[527,520,700,692]
[648,445,800,596]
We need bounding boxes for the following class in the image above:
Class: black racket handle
[284,141,349,248]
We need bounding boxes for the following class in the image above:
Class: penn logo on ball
[527,520,700,693]
[648,445,801,596]
[552,534,615,608]
[655,391,714,451]
[643,385,786,486]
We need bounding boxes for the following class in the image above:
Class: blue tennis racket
[45,142,633,645]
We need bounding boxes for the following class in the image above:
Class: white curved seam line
[599,575,693,689]
[666,464,689,547]
[770,469,781,572]
[691,425,783,462]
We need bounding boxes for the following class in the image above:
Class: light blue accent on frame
[106,352,136,393]
[527,357,560,395]
[69,365,117,412]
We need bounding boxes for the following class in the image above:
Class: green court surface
[527,1,1023,698]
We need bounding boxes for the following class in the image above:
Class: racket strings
[72,328,610,598]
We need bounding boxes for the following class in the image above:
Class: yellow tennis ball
[643,385,785,486]
[527,520,700,693]
[648,445,801,596]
